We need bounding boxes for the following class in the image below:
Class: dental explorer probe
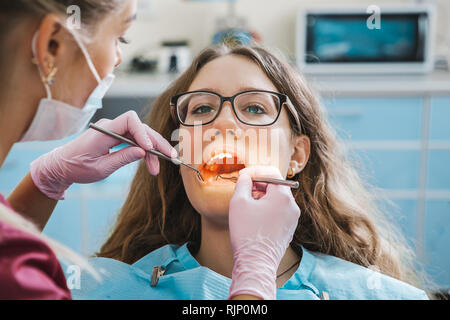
[217,175,299,189]
[88,123,204,181]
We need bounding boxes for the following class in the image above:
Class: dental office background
[1,0,449,295]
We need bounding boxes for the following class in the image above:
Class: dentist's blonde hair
[0,1,125,72]
[0,0,124,34]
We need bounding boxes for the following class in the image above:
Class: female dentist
[0,0,299,300]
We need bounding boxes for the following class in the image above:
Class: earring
[287,167,296,179]
[32,57,58,86]
[42,61,58,86]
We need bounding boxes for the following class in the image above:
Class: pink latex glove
[228,166,301,300]
[30,111,176,200]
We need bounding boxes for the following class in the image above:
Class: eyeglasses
[170,90,302,132]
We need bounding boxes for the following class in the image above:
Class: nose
[115,46,123,68]
[212,101,240,137]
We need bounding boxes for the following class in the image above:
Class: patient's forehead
[188,55,278,96]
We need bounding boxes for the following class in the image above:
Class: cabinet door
[424,200,450,289]
[427,150,450,190]
[430,97,450,140]
[348,149,420,190]
[380,199,418,249]
[323,97,423,141]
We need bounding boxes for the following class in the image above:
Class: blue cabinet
[428,150,450,190]
[430,98,450,140]
[324,95,450,290]
[424,97,450,290]
[380,199,418,249]
[348,149,420,190]
[424,200,450,289]
[324,97,422,140]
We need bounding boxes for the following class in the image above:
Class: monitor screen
[305,13,426,63]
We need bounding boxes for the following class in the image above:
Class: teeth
[207,152,233,165]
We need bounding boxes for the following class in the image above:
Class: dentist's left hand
[30,111,176,200]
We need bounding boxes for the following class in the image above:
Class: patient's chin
[183,177,234,221]
[198,186,234,215]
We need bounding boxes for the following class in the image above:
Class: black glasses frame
[170,89,295,128]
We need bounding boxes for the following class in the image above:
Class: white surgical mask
[20,27,115,142]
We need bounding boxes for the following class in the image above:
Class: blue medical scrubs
[68,243,429,300]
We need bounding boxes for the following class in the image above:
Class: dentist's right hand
[228,166,301,300]
[30,111,176,201]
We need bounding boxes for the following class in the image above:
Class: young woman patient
[72,44,429,300]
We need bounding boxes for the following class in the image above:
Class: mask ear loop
[31,31,53,100]
[69,28,102,84]
[32,23,103,91]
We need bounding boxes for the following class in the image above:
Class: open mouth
[199,152,246,183]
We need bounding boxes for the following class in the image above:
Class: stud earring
[287,167,296,179]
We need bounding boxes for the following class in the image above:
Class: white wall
[120,0,450,65]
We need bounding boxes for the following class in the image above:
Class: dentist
[0,0,300,300]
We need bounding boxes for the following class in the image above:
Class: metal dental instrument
[89,123,204,181]
[217,175,300,189]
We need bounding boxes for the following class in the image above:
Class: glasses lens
[176,92,221,125]
[234,92,281,125]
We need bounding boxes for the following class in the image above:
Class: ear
[33,14,64,77]
[289,134,310,175]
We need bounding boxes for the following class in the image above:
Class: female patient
[73,44,428,299]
